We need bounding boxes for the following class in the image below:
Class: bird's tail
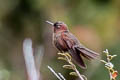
[76,47,99,60]
[68,47,99,69]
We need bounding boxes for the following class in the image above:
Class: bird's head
[46,21,68,33]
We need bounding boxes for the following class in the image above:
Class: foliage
[58,53,87,80]
[101,49,118,80]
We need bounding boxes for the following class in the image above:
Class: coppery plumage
[46,21,99,69]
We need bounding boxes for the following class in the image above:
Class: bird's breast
[53,33,68,51]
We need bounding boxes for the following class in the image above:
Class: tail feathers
[77,47,99,60]
[68,49,86,69]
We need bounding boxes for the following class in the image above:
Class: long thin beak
[46,21,54,26]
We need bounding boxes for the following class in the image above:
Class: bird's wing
[61,32,86,69]
[68,49,86,69]
[61,32,80,48]
[62,32,99,67]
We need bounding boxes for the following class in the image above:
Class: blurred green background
[0,0,120,80]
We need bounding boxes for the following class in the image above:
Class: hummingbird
[46,21,99,69]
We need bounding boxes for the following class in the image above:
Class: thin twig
[101,49,118,80]
[64,53,84,80]
[48,66,62,80]
[58,73,66,80]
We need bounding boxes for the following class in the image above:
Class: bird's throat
[54,29,69,34]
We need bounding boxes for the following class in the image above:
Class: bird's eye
[57,25,61,28]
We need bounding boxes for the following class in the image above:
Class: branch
[47,66,66,80]
[58,53,87,80]
[101,49,118,80]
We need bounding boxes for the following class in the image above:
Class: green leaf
[69,72,78,76]
[100,60,107,64]
[63,65,73,69]
[58,57,66,61]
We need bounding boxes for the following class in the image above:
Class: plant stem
[64,53,84,80]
